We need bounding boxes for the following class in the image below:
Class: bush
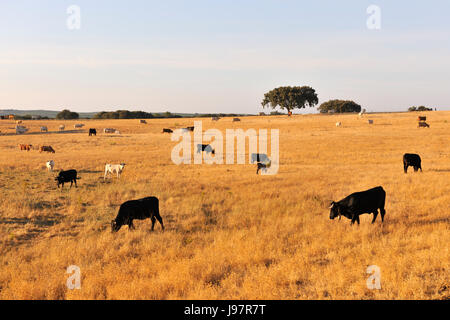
[56,109,79,119]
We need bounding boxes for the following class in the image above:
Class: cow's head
[120,163,126,169]
[329,201,342,220]
[111,220,120,233]
[55,176,62,188]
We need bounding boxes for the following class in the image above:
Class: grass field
[0,112,448,300]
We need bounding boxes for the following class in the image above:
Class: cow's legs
[151,216,156,231]
[414,166,418,172]
[351,215,357,225]
[404,164,408,173]
[371,210,379,224]
[128,220,135,230]
[74,179,77,188]
[380,208,386,222]
[155,215,164,230]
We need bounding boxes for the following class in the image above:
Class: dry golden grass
[0,112,448,300]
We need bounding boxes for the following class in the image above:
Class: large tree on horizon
[56,109,79,119]
[261,86,319,113]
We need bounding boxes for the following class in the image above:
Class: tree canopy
[56,109,79,119]
[318,100,362,113]
[261,86,319,113]
[408,106,433,112]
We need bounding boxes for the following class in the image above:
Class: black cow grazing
[162,128,173,133]
[403,153,422,173]
[89,128,96,136]
[329,186,386,225]
[55,169,80,189]
[197,144,215,155]
[111,196,165,232]
[185,126,195,131]
[251,153,269,164]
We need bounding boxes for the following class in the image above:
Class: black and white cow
[329,186,386,225]
[403,153,422,173]
[197,144,215,155]
[111,196,165,232]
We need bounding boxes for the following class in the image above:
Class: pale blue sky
[0,1,449,113]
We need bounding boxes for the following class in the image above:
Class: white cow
[336,122,342,127]
[104,163,126,180]
[46,160,55,172]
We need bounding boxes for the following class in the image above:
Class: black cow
[111,196,165,232]
[256,162,271,174]
[55,169,80,189]
[162,128,173,133]
[89,128,96,136]
[197,144,215,155]
[329,186,386,225]
[185,126,195,131]
[403,153,422,173]
[251,153,269,164]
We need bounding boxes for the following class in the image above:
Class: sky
[0,0,449,114]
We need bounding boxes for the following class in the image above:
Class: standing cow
[89,128,97,136]
[55,169,80,189]
[329,186,386,225]
[403,153,422,173]
[111,196,165,232]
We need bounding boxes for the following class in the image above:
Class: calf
[104,163,126,180]
[336,122,342,127]
[40,146,55,153]
[89,128,97,136]
[55,169,79,189]
[46,160,55,172]
[111,196,164,232]
[329,186,386,225]
[251,153,269,164]
[196,144,215,155]
[162,128,173,133]
[256,161,271,175]
[403,153,422,173]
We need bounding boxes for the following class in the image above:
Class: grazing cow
[212,116,220,121]
[184,126,195,132]
[46,160,55,172]
[55,169,79,189]
[233,118,241,122]
[104,163,126,180]
[74,124,85,129]
[418,116,427,121]
[329,186,386,225]
[336,122,342,127]
[40,146,55,153]
[40,126,48,132]
[111,196,164,232]
[196,144,215,155]
[18,144,32,151]
[59,125,65,131]
[368,120,374,124]
[104,128,116,134]
[140,120,147,124]
[89,128,97,136]
[251,153,269,164]
[403,153,422,173]
[418,122,430,128]
[256,161,271,174]
[16,126,29,134]
[162,128,173,133]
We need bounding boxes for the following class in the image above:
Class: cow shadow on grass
[428,168,450,172]
[0,213,64,227]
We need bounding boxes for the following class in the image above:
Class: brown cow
[18,144,32,151]
[39,146,55,153]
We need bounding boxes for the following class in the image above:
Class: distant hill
[0,109,97,119]
[0,109,255,119]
